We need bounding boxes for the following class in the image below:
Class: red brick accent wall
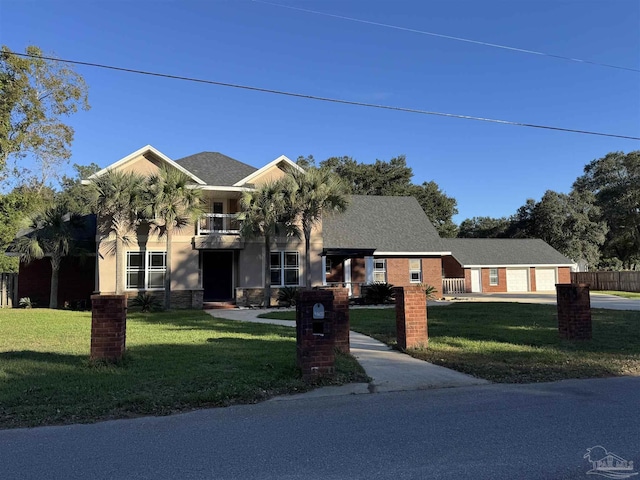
[556,284,591,340]
[394,286,428,349]
[325,286,350,353]
[557,267,571,284]
[481,268,508,293]
[296,289,336,382]
[326,259,344,283]
[18,256,96,308]
[351,257,366,283]
[442,256,464,278]
[90,294,127,362]
[530,268,537,292]
[464,269,473,293]
[422,258,442,296]
[386,258,409,286]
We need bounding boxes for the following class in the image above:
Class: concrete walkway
[206,308,488,399]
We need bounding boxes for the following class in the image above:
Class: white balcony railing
[442,278,465,294]
[197,213,241,235]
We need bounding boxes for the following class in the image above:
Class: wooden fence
[571,271,640,292]
[0,273,18,308]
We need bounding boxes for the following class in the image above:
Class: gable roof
[174,152,258,186]
[232,155,303,186]
[85,145,206,185]
[442,238,575,266]
[322,195,450,255]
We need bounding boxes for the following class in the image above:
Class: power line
[6,51,640,141]
[252,0,640,74]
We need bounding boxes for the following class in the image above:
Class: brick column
[394,285,428,350]
[556,283,592,340]
[90,294,127,362]
[296,289,336,382]
[324,286,350,353]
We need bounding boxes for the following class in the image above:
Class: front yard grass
[0,309,368,429]
[261,303,640,383]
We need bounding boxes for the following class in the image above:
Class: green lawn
[0,309,367,429]
[596,291,640,299]
[261,303,640,383]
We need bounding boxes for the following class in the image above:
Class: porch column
[344,258,352,296]
[365,256,374,284]
[321,256,327,286]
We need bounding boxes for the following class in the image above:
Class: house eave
[461,263,576,268]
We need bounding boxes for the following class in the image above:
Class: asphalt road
[446,292,640,310]
[1,376,639,480]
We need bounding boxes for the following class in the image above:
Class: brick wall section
[394,286,428,350]
[296,289,336,382]
[556,283,592,340]
[324,286,350,353]
[529,268,537,292]
[386,258,409,286]
[422,258,442,296]
[481,268,508,293]
[557,267,571,284]
[464,269,473,293]
[90,294,127,362]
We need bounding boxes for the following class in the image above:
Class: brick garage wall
[442,256,464,278]
[481,268,508,293]
[385,257,442,290]
[558,267,571,284]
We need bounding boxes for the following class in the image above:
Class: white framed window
[126,251,166,290]
[409,259,422,283]
[373,259,386,283]
[270,251,300,286]
[489,268,499,286]
[325,258,332,275]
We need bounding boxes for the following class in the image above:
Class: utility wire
[7,51,640,141]
[252,0,640,74]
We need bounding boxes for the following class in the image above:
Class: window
[270,251,300,286]
[126,251,166,289]
[489,268,499,286]
[373,259,386,283]
[325,258,332,275]
[409,259,422,283]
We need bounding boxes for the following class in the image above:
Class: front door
[470,268,482,293]
[202,251,234,301]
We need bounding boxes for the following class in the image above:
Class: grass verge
[260,303,640,383]
[596,291,640,299]
[0,309,368,429]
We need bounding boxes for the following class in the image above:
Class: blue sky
[1,0,639,222]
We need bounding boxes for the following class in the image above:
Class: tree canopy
[0,45,89,190]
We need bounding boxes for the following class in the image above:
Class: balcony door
[202,251,234,301]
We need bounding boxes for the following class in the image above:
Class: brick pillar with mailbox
[556,283,592,340]
[324,286,350,354]
[394,285,428,350]
[296,289,336,382]
[90,294,127,362]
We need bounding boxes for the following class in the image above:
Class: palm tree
[287,167,349,288]
[12,205,84,308]
[238,179,297,307]
[142,166,203,310]
[90,169,144,294]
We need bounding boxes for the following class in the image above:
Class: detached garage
[441,239,575,293]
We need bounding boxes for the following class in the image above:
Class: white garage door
[535,268,556,291]
[506,268,529,292]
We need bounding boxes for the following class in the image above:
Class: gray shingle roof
[174,152,257,186]
[322,195,447,253]
[442,238,575,266]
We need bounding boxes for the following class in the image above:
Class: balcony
[197,213,241,235]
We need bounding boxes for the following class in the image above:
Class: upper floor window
[270,251,300,286]
[126,251,166,290]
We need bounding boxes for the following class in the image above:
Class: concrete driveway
[445,292,640,310]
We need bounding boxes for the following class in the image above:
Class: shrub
[364,283,395,305]
[129,293,162,313]
[18,297,34,309]
[422,284,438,300]
[277,286,299,307]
